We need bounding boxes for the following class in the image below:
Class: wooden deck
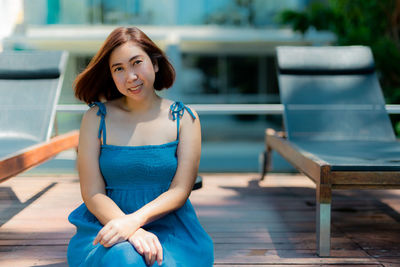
[1,173,400,266]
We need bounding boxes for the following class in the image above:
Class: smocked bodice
[88,101,196,212]
[99,141,179,190]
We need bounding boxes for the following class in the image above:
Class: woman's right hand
[128,228,163,266]
[93,215,140,247]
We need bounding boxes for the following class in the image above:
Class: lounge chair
[0,50,79,182]
[261,46,400,256]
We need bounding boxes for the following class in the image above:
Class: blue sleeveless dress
[67,101,214,267]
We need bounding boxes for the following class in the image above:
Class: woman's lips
[127,84,143,94]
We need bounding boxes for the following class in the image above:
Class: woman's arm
[128,107,202,227]
[78,107,131,224]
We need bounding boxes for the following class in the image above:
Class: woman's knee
[100,242,146,266]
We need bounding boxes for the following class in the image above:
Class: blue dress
[67,101,214,267]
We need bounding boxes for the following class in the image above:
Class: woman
[67,26,214,267]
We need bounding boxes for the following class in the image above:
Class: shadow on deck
[1,173,399,266]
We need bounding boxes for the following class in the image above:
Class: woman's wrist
[126,212,146,229]
[130,227,144,237]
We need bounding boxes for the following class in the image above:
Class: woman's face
[109,41,158,100]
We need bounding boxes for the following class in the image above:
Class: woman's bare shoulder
[103,99,120,111]
[160,98,175,118]
[83,104,100,121]
[79,105,102,136]
[161,98,175,108]
[182,104,199,124]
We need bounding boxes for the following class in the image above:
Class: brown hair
[74,27,175,103]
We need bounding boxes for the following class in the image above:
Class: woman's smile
[127,84,143,94]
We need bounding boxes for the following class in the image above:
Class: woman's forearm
[84,193,126,225]
[128,187,189,227]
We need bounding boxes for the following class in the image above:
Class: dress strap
[89,102,107,145]
[170,101,196,140]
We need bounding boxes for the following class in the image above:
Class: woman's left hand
[129,228,163,266]
[93,215,140,247]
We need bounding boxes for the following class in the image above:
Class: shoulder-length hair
[74,27,175,103]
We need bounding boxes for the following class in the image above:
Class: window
[181,53,279,104]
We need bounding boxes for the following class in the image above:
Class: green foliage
[396,121,400,135]
[280,2,335,34]
[279,0,400,135]
[280,10,310,34]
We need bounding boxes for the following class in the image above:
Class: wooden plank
[266,131,326,184]
[0,245,67,267]
[0,238,69,246]
[211,238,360,250]
[1,174,400,266]
[330,171,400,186]
[0,130,79,183]
[214,248,378,264]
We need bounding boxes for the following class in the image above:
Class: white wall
[141,0,177,25]
[59,0,89,24]
[0,0,23,51]
[23,0,47,25]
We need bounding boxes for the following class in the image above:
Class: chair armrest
[265,128,286,139]
[0,130,79,183]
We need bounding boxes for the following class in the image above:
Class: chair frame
[261,45,400,256]
[0,50,79,183]
[262,129,400,256]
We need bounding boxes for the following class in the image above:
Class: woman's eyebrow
[129,55,142,62]
[111,55,141,68]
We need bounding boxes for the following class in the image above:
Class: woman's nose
[126,70,138,82]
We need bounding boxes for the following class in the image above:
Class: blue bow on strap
[170,101,196,121]
[89,101,107,117]
[89,102,107,142]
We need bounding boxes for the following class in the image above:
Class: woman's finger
[93,235,99,245]
[130,237,144,254]
[100,229,117,245]
[104,234,120,247]
[147,240,157,266]
[93,224,110,245]
[141,241,152,266]
[93,229,104,245]
[153,238,163,266]
[149,242,158,265]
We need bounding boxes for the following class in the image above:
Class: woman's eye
[114,67,123,72]
[133,60,142,65]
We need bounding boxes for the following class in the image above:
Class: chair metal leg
[316,202,331,256]
[260,147,272,181]
[193,175,202,190]
[316,184,332,257]
[260,151,267,180]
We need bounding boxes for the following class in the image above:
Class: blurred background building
[0,0,334,172]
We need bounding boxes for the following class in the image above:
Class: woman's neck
[121,93,161,114]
